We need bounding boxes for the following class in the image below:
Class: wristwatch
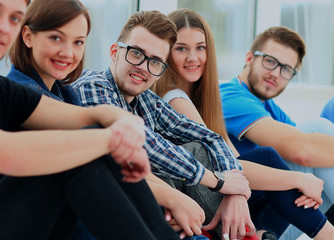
[208,171,225,192]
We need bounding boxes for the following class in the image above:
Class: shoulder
[320,97,334,122]
[73,69,111,89]
[220,78,252,98]
[163,89,192,104]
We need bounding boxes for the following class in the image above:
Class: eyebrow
[175,42,206,45]
[268,54,295,69]
[50,29,87,39]
[131,44,164,61]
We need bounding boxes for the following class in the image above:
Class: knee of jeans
[261,147,289,170]
[297,117,334,134]
[82,124,103,130]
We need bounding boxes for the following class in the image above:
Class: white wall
[275,84,334,124]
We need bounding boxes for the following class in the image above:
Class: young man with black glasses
[220,26,334,239]
[73,10,257,240]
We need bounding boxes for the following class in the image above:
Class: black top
[0,76,41,130]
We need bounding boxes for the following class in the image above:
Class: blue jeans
[280,118,334,240]
[184,236,209,240]
[239,147,327,239]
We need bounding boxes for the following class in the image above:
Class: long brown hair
[153,8,228,140]
[9,0,91,84]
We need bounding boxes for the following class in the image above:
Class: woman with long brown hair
[153,8,334,240]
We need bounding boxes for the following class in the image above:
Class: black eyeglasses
[253,51,297,80]
[117,42,168,77]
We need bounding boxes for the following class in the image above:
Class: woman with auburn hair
[153,8,334,240]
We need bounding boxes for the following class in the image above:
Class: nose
[0,15,11,34]
[186,49,198,62]
[59,42,73,58]
[136,59,150,73]
[270,65,281,78]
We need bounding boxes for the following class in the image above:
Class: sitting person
[0,0,180,239]
[72,7,334,240]
[73,9,255,240]
[321,97,334,122]
[220,25,334,239]
[152,8,334,240]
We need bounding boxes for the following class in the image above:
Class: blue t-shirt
[321,97,334,123]
[220,77,296,154]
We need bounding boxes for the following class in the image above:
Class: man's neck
[123,94,135,104]
[238,69,250,88]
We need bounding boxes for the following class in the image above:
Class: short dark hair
[117,10,177,50]
[10,0,91,84]
[250,26,306,69]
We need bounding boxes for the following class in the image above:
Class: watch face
[214,171,225,180]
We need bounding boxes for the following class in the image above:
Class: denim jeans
[279,117,334,240]
[239,147,327,239]
[165,143,326,239]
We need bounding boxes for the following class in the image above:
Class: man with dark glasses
[74,10,256,240]
[221,26,334,239]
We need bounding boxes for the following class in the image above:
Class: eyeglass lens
[262,55,295,80]
[126,48,166,76]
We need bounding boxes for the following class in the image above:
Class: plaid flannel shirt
[72,68,242,185]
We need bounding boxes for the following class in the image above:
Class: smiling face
[0,0,27,59]
[171,27,206,86]
[110,25,170,103]
[245,39,298,100]
[22,14,88,89]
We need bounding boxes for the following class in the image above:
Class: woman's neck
[44,78,56,91]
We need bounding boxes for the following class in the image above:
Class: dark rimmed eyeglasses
[117,42,168,77]
[253,51,297,80]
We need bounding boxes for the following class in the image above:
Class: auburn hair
[153,8,228,140]
[9,0,91,84]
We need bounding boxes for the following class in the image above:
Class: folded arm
[245,118,334,167]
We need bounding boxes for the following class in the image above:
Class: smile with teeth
[131,74,144,81]
[53,60,69,67]
[185,66,200,69]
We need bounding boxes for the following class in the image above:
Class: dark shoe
[262,231,277,240]
[326,205,334,225]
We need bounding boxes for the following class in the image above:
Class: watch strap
[208,178,224,192]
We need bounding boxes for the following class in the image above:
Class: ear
[110,43,118,62]
[245,51,254,67]
[22,25,33,48]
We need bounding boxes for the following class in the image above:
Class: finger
[192,224,202,236]
[171,224,182,232]
[183,225,193,237]
[109,129,123,152]
[305,200,317,209]
[164,209,172,222]
[203,214,220,231]
[295,195,307,204]
[179,232,186,239]
[237,224,246,240]
[230,221,238,240]
[296,197,313,208]
[314,203,320,210]
[246,222,256,237]
[222,222,231,240]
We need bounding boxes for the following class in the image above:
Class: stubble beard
[248,66,284,101]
